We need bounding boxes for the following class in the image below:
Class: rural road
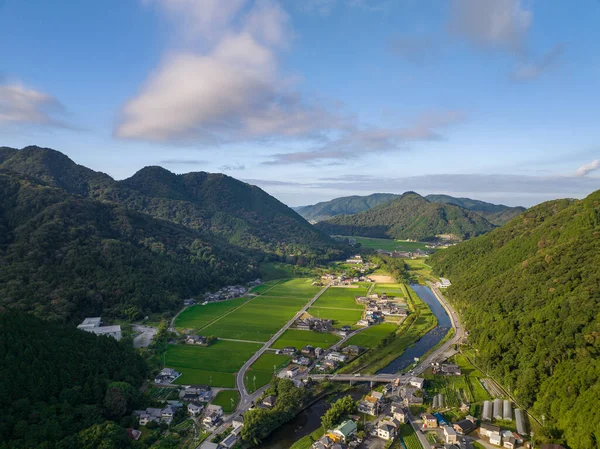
[234,284,330,411]
[132,325,158,348]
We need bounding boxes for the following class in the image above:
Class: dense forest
[0,146,345,263]
[316,191,495,241]
[0,313,148,449]
[295,193,399,222]
[0,171,256,322]
[425,194,526,226]
[430,191,600,449]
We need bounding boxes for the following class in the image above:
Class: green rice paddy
[271,329,341,350]
[245,353,291,393]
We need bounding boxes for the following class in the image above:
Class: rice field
[307,307,363,328]
[343,323,397,348]
[311,286,367,310]
[245,353,291,393]
[271,329,341,350]
[211,390,240,414]
[166,340,262,388]
[174,297,250,332]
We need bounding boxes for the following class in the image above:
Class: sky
[1,0,599,207]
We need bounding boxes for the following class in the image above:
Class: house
[377,422,397,440]
[422,414,438,428]
[392,407,407,423]
[262,395,277,408]
[284,366,300,378]
[220,432,238,449]
[490,433,502,446]
[409,377,425,389]
[439,278,451,288]
[504,437,516,449]
[187,403,203,416]
[342,345,361,355]
[203,443,219,449]
[435,363,461,376]
[293,356,311,366]
[313,435,334,449]
[326,352,348,363]
[480,423,501,438]
[233,415,244,428]
[403,392,424,406]
[454,419,477,435]
[186,335,207,345]
[203,404,223,427]
[315,347,324,358]
[136,404,181,425]
[154,368,181,384]
[302,345,315,356]
[179,386,212,403]
[371,391,384,401]
[78,317,122,340]
[322,359,338,369]
[282,346,297,355]
[331,420,357,443]
[358,397,379,416]
[444,426,458,444]
[357,319,370,326]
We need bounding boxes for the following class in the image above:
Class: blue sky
[1,0,599,207]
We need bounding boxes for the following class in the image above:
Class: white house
[187,403,203,416]
[444,426,458,444]
[409,377,425,389]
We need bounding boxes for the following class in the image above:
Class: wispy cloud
[388,35,439,65]
[449,0,532,52]
[297,0,392,15]
[575,160,600,177]
[219,162,245,171]
[160,159,208,165]
[0,81,68,128]
[264,110,466,165]
[512,44,566,81]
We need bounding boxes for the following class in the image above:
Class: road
[132,325,158,348]
[329,325,369,351]
[234,284,330,411]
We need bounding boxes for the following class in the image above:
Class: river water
[378,284,452,373]
[261,284,451,449]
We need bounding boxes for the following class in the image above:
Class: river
[378,284,452,374]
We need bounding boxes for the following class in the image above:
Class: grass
[311,287,367,310]
[211,390,240,414]
[307,307,363,328]
[245,353,291,393]
[372,283,406,297]
[343,323,398,348]
[166,340,262,387]
[271,329,342,350]
[405,258,436,284]
[290,427,325,449]
[400,424,424,449]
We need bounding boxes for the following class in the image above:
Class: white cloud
[264,110,466,164]
[512,44,565,81]
[117,0,339,144]
[575,160,600,177]
[449,0,532,52]
[0,81,67,127]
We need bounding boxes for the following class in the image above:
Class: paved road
[133,325,158,348]
[234,284,330,412]
[329,326,369,351]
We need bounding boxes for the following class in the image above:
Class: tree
[321,396,357,431]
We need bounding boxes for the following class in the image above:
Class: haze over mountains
[297,192,525,226]
[431,191,600,448]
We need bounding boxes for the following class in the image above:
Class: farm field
[311,287,366,309]
[400,424,424,449]
[200,279,321,341]
[166,340,262,388]
[348,236,433,252]
[271,329,341,350]
[307,307,363,328]
[372,283,405,297]
[174,297,250,332]
[211,390,240,414]
[343,323,397,349]
[245,353,291,393]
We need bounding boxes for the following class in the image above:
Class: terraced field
[245,353,292,393]
[271,329,341,350]
[166,340,262,387]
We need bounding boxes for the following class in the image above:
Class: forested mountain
[430,191,600,449]
[0,146,344,261]
[0,312,148,449]
[425,194,526,225]
[315,192,495,241]
[0,170,255,322]
[294,193,399,222]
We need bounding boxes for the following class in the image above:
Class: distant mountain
[0,146,344,262]
[0,170,256,322]
[425,194,526,225]
[430,191,600,449]
[295,193,399,222]
[315,192,495,241]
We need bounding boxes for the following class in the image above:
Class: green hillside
[425,194,526,225]
[0,146,344,263]
[0,312,148,448]
[315,192,495,241]
[430,191,600,449]
[0,170,256,322]
[295,193,399,222]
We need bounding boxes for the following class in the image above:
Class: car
[354,373,361,377]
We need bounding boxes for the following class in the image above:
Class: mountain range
[430,191,600,448]
[314,192,497,241]
[296,192,525,226]
[0,146,345,321]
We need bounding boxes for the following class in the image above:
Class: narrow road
[329,326,369,351]
[234,284,330,412]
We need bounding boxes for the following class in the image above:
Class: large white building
[77,317,122,340]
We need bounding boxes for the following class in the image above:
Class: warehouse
[515,409,527,435]
[493,398,503,420]
[482,400,492,421]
